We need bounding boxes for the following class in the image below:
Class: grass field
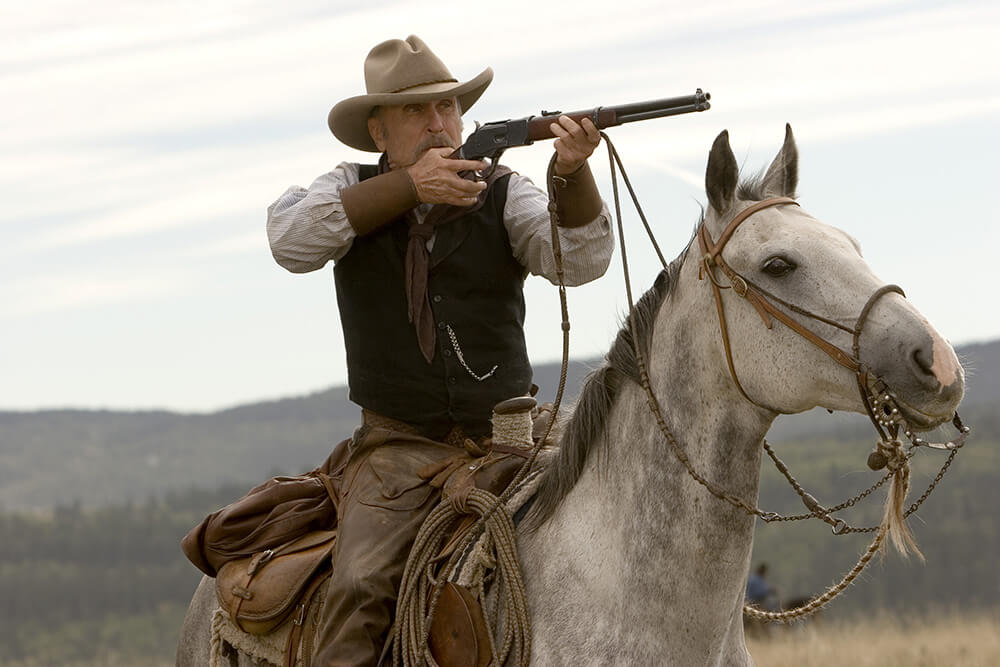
[747,609,1000,667]
[1,607,996,665]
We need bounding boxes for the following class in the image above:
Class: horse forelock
[526,242,689,530]
[737,169,797,202]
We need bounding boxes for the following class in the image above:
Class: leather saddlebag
[216,529,336,635]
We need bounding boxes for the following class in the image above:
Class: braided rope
[744,442,915,621]
[743,525,886,622]
[209,608,226,667]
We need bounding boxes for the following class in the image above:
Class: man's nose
[425,108,445,132]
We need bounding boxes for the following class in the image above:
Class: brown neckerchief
[378,155,512,363]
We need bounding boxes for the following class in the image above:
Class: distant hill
[0,340,996,511]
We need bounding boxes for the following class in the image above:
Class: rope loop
[393,488,530,667]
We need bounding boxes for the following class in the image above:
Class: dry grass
[747,609,1000,667]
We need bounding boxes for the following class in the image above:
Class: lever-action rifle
[458,89,711,165]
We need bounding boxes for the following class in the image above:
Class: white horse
[178,126,965,666]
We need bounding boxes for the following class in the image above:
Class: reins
[401,131,971,661]
[597,131,969,621]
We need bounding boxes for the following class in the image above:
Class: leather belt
[361,409,473,449]
[361,409,531,459]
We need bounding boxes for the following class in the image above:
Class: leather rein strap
[696,197,902,431]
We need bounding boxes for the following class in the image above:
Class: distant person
[746,563,778,611]
[265,35,613,666]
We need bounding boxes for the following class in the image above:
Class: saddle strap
[284,571,331,667]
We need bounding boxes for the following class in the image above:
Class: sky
[1,0,998,413]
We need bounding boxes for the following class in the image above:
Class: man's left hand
[550,116,601,175]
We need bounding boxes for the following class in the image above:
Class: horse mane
[525,168,775,529]
[526,241,689,529]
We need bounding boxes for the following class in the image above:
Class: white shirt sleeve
[265,163,615,285]
[266,162,361,273]
[503,172,615,286]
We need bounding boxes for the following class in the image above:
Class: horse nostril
[912,347,934,377]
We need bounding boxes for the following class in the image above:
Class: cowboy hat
[328,35,493,152]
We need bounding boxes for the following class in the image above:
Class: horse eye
[762,256,797,277]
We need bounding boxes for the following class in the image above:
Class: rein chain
[597,132,968,621]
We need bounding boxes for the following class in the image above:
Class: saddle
[188,398,552,667]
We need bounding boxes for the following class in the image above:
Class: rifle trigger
[474,155,499,182]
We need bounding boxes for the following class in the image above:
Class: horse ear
[761,124,798,198]
[706,130,738,215]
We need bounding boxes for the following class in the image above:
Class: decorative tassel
[878,439,923,560]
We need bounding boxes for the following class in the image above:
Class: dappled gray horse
[178,126,964,666]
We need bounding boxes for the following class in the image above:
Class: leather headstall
[697,197,904,438]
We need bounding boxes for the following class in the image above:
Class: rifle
[458,89,711,164]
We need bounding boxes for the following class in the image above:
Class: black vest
[333,166,531,437]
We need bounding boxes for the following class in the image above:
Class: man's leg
[313,439,448,667]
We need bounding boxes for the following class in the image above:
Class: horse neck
[614,282,772,604]
[522,253,774,662]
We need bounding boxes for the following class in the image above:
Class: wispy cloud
[2,272,195,317]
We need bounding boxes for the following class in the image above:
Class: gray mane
[525,169,774,528]
[527,245,688,528]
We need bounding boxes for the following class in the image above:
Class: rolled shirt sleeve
[266,163,614,285]
[503,173,615,286]
[266,163,361,273]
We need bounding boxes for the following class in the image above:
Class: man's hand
[407,148,488,206]
[550,116,601,175]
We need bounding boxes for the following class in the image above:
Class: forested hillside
[1,339,996,511]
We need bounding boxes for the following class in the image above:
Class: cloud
[1,272,194,317]
[179,231,267,258]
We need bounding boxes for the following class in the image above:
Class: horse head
[693,124,964,431]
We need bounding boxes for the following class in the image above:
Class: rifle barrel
[607,90,711,121]
[615,103,710,125]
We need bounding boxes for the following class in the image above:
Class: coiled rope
[394,487,530,667]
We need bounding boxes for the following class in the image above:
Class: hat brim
[328,67,493,152]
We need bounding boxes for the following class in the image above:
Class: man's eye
[762,256,797,277]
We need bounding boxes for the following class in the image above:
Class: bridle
[450,132,971,629]
[696,196,969,463]
[591,134,970,621]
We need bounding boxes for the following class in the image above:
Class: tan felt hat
[328,35,493,152]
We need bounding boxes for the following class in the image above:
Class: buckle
[247,548,274,577]
[732,275,748,297]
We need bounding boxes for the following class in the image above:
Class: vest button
[433,295,442,303]
[437,322,446,330]
[443,349,452,357]
[449,377,457,385]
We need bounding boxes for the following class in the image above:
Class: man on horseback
[265,35,613,666]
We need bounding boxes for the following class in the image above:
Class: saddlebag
[216,528,337,635]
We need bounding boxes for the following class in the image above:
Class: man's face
[367,97,463,169]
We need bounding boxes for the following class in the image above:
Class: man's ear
[367,117,386,152]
